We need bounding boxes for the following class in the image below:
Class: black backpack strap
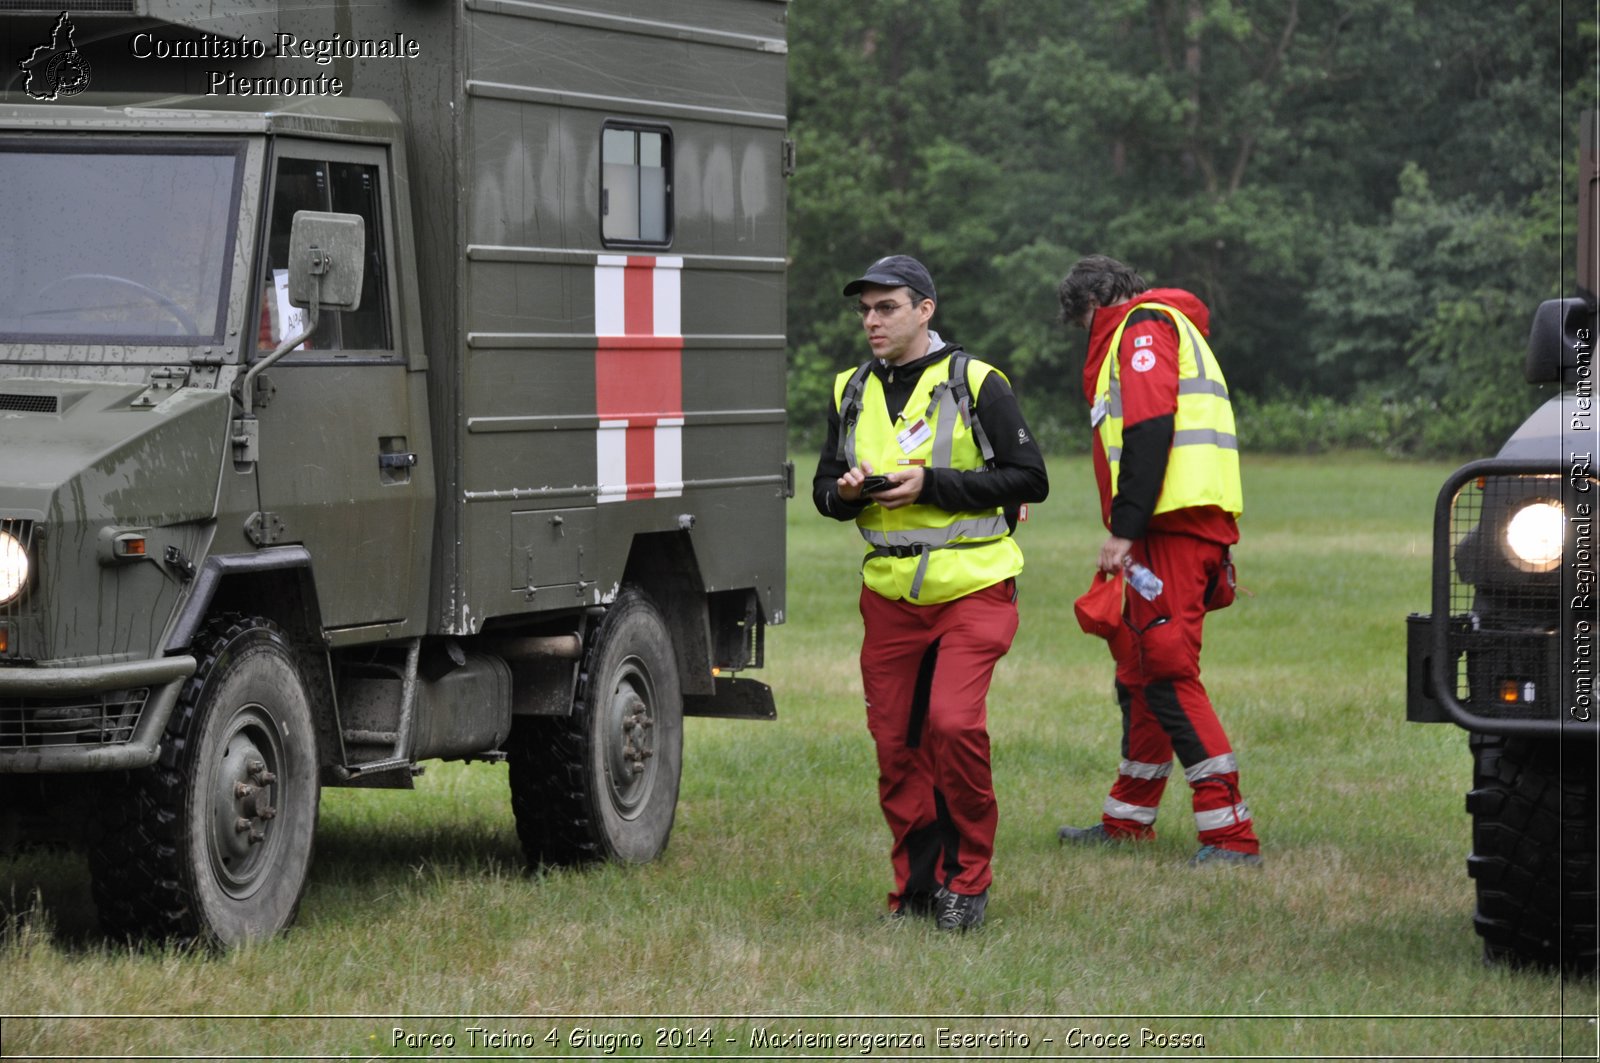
[944,351,996,465]
[946,351,1016,533]
[834,361,875,466]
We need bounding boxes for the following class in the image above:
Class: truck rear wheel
[89,616,319,946]
[507,589,683,866]
[1466,733,1598,975]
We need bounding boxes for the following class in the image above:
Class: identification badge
[1090,397,1108,428]
[896,417,932,454]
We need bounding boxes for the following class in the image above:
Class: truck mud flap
[682,675,777,721]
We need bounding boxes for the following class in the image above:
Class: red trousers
[859,579,1018,908]
[1102,532,1258,853]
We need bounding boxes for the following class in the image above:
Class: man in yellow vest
[813,255,1049,929]
[1054,254,1261,866]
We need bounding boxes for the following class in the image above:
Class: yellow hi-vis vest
[835,353,1023,603]
[1094,302,1243,518]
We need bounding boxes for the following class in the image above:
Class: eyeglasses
[854,300,910,319]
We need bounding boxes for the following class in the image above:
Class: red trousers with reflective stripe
[1103,531,1258,853]
[859,579,1018,907]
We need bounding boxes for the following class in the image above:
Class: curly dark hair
[1056,254,1148,327]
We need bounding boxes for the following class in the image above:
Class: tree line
[785,0,1597,456]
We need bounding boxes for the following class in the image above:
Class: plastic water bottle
[1124,560,1163,601]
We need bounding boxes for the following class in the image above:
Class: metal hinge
[130,366,190,407]
[245,511,286,546]
[232,415,259,466]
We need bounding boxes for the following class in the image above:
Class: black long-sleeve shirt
[812,340,1049,521]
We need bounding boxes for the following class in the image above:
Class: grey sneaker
[1058,822,1125,846]
[1189,844,1262,868]
[935,888,988,932]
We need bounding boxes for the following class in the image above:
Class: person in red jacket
[1054,254,1261,866]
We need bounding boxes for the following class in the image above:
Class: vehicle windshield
[0,140,243,345]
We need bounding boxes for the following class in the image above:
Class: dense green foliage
[787,0,1596,456]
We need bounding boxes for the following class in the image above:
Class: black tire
[507,589,683,867]
[89,616,320,946]
[1466,733,1598,975]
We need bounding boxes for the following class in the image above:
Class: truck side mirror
[287,210,365,311]
[1524,296,1595,385]
[236,210,368,430]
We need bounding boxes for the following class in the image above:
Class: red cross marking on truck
[594,255,684,502]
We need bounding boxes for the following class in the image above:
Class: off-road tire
[1466,732,1598,975]
[88,615,320,946]
[507,589,683,867]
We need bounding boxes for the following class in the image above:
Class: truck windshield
[0,140,243,345]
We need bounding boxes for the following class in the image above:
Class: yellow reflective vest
[834,352,1023,603]
[1093,302,1243,518]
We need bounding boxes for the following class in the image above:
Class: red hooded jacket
[1081,288,1238,545]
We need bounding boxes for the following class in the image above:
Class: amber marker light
[114,533,147,558]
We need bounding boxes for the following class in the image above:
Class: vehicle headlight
[1504,500,1564,573]
[0,531,27,604]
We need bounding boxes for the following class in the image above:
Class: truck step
[342,756,415,778]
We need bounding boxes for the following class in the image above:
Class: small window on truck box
[601,124,672,247]
[258,157,392,354]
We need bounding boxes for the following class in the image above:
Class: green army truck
[1406,112,1597,974]
[0,0,790,945]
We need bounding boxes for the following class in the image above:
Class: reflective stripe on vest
[1094,302,1243,518]
[834,354,1022,603]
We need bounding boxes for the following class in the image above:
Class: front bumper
[0,654,196,772]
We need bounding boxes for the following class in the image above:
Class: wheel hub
[210,711,281,895]
[605,665,656,814]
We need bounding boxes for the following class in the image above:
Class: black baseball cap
[842,255,936,303]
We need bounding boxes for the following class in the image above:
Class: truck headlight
[0,531,27,604]
[1504,500,1564,573]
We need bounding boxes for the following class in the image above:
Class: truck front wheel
[507,589,683,866]
[89,616,320,946]
[1466,733,1598,975]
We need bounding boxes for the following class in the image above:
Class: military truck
[1406,112,1597,974]
[0,0,790,945]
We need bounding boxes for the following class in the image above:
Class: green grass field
[3,454,1596,1060]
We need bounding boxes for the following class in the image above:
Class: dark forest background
[784,0,1597,455]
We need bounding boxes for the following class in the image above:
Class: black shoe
[935,887,988,932]
[884,889,940,922]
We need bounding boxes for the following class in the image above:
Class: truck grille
[0,394,57,414]
[0,688,150,749]
[1445,471,1573,720]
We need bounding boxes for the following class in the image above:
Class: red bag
[1074,569,1126,639]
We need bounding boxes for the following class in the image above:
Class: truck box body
[0,1,789,943]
